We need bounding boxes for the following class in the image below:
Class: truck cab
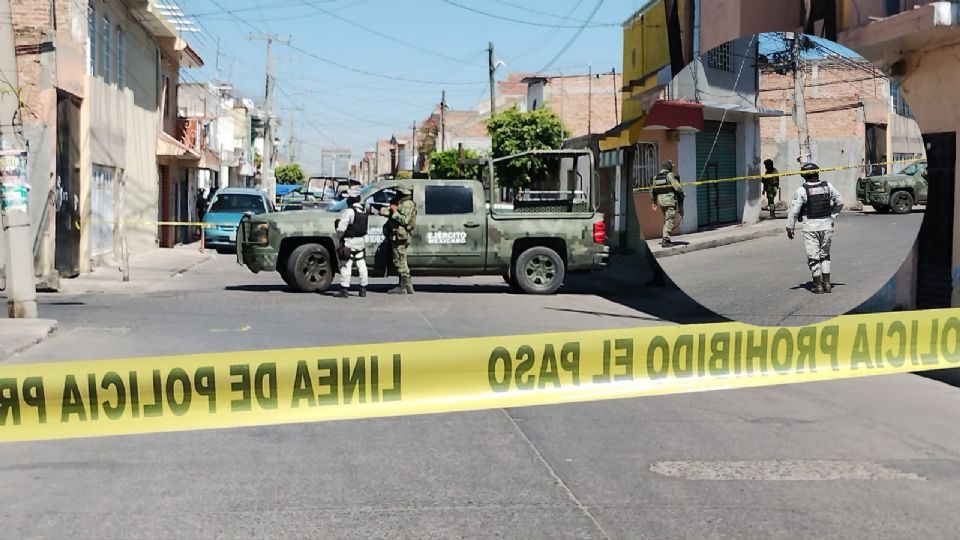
[857,160,927,214]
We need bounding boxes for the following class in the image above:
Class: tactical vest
[802,181,832,219]
[344,206,368,238]
[651,172,672,197]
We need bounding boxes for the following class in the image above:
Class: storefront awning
[644,100,705,131]
[157,132,200,160]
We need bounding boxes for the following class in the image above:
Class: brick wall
[542,73,623,138]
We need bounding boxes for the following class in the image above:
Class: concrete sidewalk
[0,319,57,361]
[57,243,213,295]
[647,217,786,258]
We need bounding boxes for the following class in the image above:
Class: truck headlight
[249,223,269,245]
[873,182,886,193]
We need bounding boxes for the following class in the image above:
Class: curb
[0,319,58,361]
[651,226,784,258]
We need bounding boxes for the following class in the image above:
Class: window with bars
[631,142,659,189]
[707,42,733,72]
[890,81,913,118]
[101,16,111,82]
[87,7,96,75]
[117,28,125,88]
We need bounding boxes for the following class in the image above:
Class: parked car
[203,187,273,253]
[857,160,928,214]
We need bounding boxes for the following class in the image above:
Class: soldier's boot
[405,280,415,294]
[388,279,408,294]
[811,275,824,294]
[661,238,673,248]
[335,287,349,298]
[359,286,367,298]
[769,208,776,219]
[822,274,832,294]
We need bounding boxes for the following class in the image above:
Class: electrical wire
[538,0,605,73]
[441,0,618,28]
[293,0,483,67]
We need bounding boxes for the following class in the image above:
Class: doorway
[55,93,81,277]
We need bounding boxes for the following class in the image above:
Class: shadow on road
[546,307,664,322]
[790,281,846,292]
[225,284,297,293]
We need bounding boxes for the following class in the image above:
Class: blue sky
[175,0,644,171]
[173,2,863,172]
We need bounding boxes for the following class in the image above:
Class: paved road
[657,209,925,326]
[4,253,960,538]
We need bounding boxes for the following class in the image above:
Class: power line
[293,0,483,67]
[442,0,618,28]
[283,42,483,86]
[491,0,609,25]
[538,0,605,73]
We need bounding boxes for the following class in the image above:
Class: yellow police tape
[635,158,923,191]
[1,308,959,442]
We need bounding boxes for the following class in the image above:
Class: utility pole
[787,32,813,164]
[249,34,290,204]
[284,106,304,164]
[488,42,496,116]
[411,121,417,172]
[611,68,619,125]
[588,64,593,134]
[0,0,37,317]
[440,90,446,151]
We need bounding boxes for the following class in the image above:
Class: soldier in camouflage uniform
[762,159,780,219]
[786,163,844,294]
[381,183,417,294]
[651,160,684,248]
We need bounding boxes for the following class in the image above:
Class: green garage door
[696,121,738,228]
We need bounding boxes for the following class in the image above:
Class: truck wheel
[286,244,334,292]
[278,262,296,289]
[873,205,891,214]
[890,191,914,214]
[514,246,565,295]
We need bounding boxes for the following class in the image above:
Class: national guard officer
[785,162,844,294]
[762,159,780,219]
[334,187,369,298]
[381,183,417,294]
[651,160,684,248]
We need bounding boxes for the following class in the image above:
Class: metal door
[696,121,738,227]
[55,94,81,277]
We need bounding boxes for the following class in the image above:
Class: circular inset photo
[633,33,926,326]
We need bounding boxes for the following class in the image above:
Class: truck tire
[890,191,914,214]
[513,246,565,295]
[873,204,891,214]
[278,262,296,288]
[286,243,334,292]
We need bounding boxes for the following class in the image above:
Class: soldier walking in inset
[651,160,684,248]
[762,159,780,219]
[786,163,844,294]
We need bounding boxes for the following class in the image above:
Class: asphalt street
[657,209,925,326]
[3,251,960,538]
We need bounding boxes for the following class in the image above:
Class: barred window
[890,81,913,118]
[117,28,125,88]
[631,142,659,189]
[87,7,96,75]
[101,16,111,82]
[707,42,733,72]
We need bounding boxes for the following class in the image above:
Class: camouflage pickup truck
[236,150,610,295]
[857,160,927,214]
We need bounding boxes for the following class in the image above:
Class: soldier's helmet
[800,162,820,179]
[661,160,674,172]
[396,183,414,194]
[764,159,774,169]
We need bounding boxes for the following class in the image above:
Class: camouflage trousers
[803,229,833,277]
[391,240,410,280]
[766,195,777,211]
[661,205,677,241]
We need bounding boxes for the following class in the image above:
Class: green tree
[486,106,569,189]
[274,163,305,185]
[429,148,479,179]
